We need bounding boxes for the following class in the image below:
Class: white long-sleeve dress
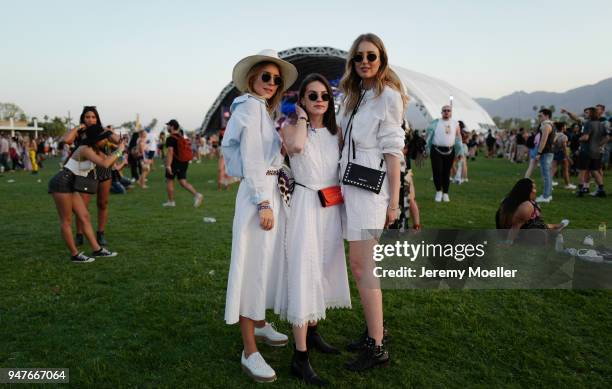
[275,126,351,326]
[222,94,285,325]
[339,86,405,241]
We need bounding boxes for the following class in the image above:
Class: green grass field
[1,156,610,388]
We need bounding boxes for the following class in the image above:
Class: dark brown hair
[298,73,338,135]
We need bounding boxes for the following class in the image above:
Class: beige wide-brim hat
[232,49,298,93]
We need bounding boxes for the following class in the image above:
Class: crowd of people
[0,132,60,174]
[2,28,608,387]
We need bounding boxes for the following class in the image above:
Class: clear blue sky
[1,0,610,129]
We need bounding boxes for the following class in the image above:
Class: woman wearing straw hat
[222,49,298,383]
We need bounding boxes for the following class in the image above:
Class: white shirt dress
[339,86,405,241]
[222,94,286,325]
[274,127,351,326]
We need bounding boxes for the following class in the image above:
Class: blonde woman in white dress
[339,33,408,372]
[278,73,351,386]
[221,49,298,383]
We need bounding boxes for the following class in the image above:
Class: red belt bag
[296,183,344,207]
[318,185,344,207]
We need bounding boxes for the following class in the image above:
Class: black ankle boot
[307,325,340,354]
[291,346,328,386]
[346,323,389,352]
[345,335,389,372]
[96,231,107,246]
[75,233,84,247]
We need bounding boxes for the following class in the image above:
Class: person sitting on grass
[48,125,123,263]
[495,178,568,244]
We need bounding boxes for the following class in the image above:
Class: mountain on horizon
[475,77,612,119]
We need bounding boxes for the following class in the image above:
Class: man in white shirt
[425,105,461,202]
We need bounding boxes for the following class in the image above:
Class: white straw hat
[232,49,298,93]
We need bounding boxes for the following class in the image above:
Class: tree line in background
[1,102,158,137]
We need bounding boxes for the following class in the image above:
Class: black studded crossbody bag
[341,91,386,194]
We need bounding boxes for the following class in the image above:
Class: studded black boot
[346,323,389,352]
[344,335,389,372]
[291,346,329,386]
[307,325,340,354]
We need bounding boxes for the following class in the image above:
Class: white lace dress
[274,127,351,326]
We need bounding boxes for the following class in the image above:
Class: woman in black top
[61,106,121,246]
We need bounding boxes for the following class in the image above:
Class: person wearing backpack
[163,119,203,208]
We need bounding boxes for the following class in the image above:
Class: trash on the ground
[203,217,217,223]
[208,270,215,276]
[7,179,15,183]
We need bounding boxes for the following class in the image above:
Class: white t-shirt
[432,119,458,147]
[145,132,157,152]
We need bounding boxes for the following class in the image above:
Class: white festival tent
[201,46,496,134]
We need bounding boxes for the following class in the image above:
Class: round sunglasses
[353,53,378,63]
[307,91,330,102]
[261,72,282,86]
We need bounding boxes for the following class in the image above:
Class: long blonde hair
[340,33,409,113]
[246,61,284,115]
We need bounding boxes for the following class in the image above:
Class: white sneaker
[577,249,603,263]
[559,219,570,230]
[162,201,176,207]
[536,195,552,203]
[442,193,450,202]
[193,193,203,208]
[241,351,276,383]
[552,181,559,187]
[564,184,577,190]
[583,235,594,246]
[434,191,442,202]
[254,322,288,347]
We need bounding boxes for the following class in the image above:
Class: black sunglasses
[353,53,378,63]
[442,109,452,113]
[261,72,282,86]
[307,91,330,102]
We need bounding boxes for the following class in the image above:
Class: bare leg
[349,240,384,345]
[52,193,77,256]
[76,192,91,234]
[97,179,111,232]
[72,193,101,252]
[178,179,198,196]
[524,158,537,179]
[591,170,604,186]
[240,316,258,357]
[563,160,571,185]
[166,179,175,201]
[293,325,308,352]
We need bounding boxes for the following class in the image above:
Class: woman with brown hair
[61,106,120,246]
[222,49,298,383]
[49,124,123,262]
[339,33,408,372]
[277,73,351,386]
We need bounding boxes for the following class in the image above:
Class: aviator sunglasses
[307,91,330,102]
[353,53,378,63]
[261,72,282,86]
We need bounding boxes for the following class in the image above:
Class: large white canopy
[201,46,496,134]
[393,66,496,132]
